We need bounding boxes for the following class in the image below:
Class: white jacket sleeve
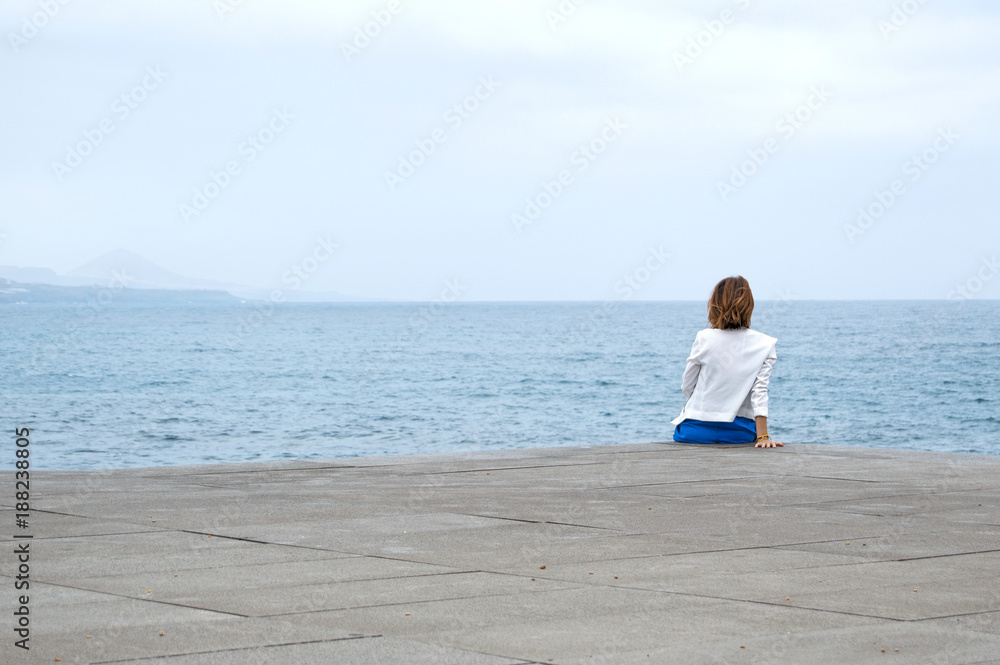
[749,345,777,417]
[680,335,704,399]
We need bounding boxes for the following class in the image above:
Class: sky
[1,0,998,301]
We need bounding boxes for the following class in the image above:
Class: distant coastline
[0,280,239,304]
[0,248,372,303]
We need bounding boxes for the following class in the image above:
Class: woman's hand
[753,417,782,448]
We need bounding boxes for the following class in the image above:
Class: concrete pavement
[3,441,999,664]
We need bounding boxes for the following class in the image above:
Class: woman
[672,276,783,448]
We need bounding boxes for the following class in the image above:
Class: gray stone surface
[89,636,534,665]
[2,442,999,664]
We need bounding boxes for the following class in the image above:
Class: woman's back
[674,328,777,424]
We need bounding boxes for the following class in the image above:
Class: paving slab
[0,582,362,665]
[19,530,358,580]
[554,623,1000,665]
[0,513,162,542]
[207,518,618,561]
[66,562,555,617]
[533,549,1000,620]
[919,611,1000,636]
[2,442,999,664]
[774,528,1000,561]
[293,585,883,663]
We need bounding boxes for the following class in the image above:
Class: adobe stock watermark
[717,84,831,202]
[178,108,293,223]
[843,126,958,243]
[7,0,71,53]
[384,76,501,191]
[213,0,247,20]
[546,0,590,30]
[715,287,795,377]
[399,279,466,348]
[226,235,338,347]
[566,245,671,344]
[674,0,752,73]
[879,0,930,41]
[355,278,466,388]
[51,66,168,182]
[752,288,796,330]
[511,117,628,234]
[948,256,998,300]
[341,0,403,63]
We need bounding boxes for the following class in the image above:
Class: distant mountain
[0,249,375,302]
[67,248,244,291]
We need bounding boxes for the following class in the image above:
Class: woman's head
[708,276,754,330]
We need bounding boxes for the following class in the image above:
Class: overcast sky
[2,0,998,301]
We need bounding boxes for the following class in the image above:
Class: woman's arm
[680,334,704,399]
[680,359,701,399]
[751,350,783,448]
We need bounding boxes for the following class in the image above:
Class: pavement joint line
[448,538,891,573]
[544,520,623,532]
[248,548,485,571]
[781,491,967,508]
[261,583,588,619]
[637,587,909,622]
[178,482,260,490]
[767,545,1000,569]
[771,544,1000,563]
[0,529,167,542]
[797,475,886,484]
[24,578,253,617]
[53,553,368,582]
[798,509,900,518]
[26,511,224,530]
[525,538,883,565]
[451,512,625,532]
[271,569,482,594]
[4,507,99,518]
[911,608,1000,622]
[451,513,543,524]
[88,635,380,664]
[788,490,1000,513]
[889,548,1000,563]
[52,569,488,610]
[7,507,221,531]
[294,579,903,625]
[0,525,344,550]
[173,528,365,554]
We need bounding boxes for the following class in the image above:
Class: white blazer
[671,328,777,425]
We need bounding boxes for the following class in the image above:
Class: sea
[3,300,998,470]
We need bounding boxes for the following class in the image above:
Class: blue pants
[673,417,757,444]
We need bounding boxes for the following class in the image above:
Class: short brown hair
[708,276,754,330]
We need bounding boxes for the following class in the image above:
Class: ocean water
[2,300,998,470]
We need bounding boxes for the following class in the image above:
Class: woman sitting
[672,276,783,448]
